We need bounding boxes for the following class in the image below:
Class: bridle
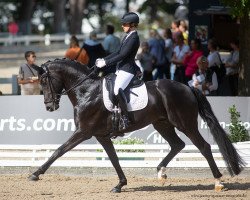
[40,65,61,106]
[40,65,97,106]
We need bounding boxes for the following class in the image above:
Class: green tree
[220,0,250,96]
[228,105,249,142]
[138,0,178,25]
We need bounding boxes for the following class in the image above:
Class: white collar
[125,30,136,40]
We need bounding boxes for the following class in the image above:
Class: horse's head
[39,61,64,112]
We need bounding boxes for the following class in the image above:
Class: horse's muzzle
[46,103,59,112]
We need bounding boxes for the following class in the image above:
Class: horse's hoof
[111,187,121,193]
[215,184,224,192]
[28,174,39,181]
[158,167,167,186]
[214,178,224,192]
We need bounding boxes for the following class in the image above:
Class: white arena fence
[0,142,249,168]
[0,33,106,46]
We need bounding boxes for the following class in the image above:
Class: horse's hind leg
[184,128,224,191]
[153,121,185,182]
[185,128,222,179]
[29,129,90,181]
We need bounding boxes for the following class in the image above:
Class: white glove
[95,58,106,68]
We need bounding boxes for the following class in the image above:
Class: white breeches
[114,70,134,95]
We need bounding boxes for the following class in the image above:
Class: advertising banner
[0,96,249,145]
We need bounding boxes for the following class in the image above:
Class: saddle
[104,73,144,105]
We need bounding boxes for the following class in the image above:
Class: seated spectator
[190,56,218,95]
[224,39,239,96]
[103,24,120,55]
[137,41,156,81]
[82,31,106,67]
[65,35,89,65]
[183,38,203,84]
[18,51,40,95]
[171,32,190,84]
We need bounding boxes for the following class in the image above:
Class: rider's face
[122,23,130,33]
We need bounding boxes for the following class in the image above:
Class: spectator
[103,24,120,55]
[171,33,190,84]
[163,28,174,78]
[18,51,40,95]
[207,38,227,92]
[183,38,203,83]
[190,56,218,95]
[148,29,168,80]
[65,35,89,65]
[8,19,19,36]
[137,41,156,81]
[82,31,106,67]
[179,21,188,45]
[207,38,222,68]
[171,20,181,44]
[224,39,239,96]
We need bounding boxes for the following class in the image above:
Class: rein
[41,65,97,104]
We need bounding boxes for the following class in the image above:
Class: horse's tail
[191,87,245,176]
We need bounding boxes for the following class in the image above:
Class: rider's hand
[95,58,106,68]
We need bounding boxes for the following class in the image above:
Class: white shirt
[192,71,218,95]
[173,44,190,64]
[207,51,221,67]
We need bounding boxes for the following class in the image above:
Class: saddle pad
[102,79,148,112]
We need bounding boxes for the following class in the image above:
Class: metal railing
[0,75,19,95]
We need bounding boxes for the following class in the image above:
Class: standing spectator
[207,38,221,68]
[191,56,218,95]
[137,41,155,81]
[171,33,190,84]
[183,38,203,83]
[8,19,19,36]
[207,38,226,91]
[179,21,189,45]
[18,51,40,95]
[65,35,89,65]
[103,24,120,55]
[224,39,239,96]
[148,29,168,80]
[171,20,181,44]
[163,28,174,79]
[82,31,106,67]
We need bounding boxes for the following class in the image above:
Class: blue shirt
[103,34,120,55]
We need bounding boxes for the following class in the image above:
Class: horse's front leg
[29,129,90,181]
[96,136,127,193]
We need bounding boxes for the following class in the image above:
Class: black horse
[29,58,245,192]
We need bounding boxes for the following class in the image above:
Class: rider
[95,12,140,134]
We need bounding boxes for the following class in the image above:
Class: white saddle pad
[102,79,148,112]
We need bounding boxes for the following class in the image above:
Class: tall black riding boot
[117,88,130,130]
